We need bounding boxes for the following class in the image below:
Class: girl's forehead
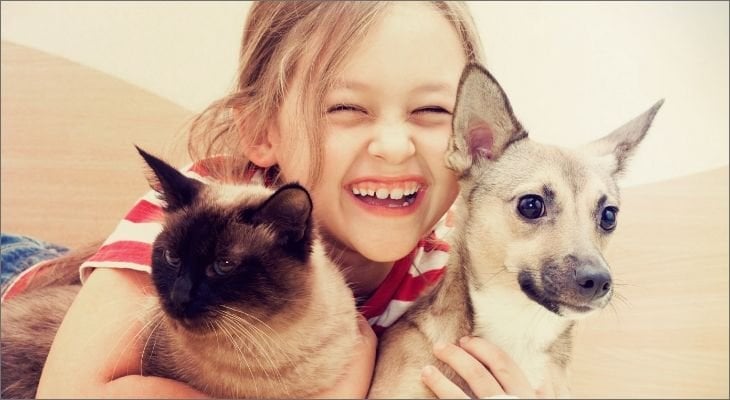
[328,3,466,93]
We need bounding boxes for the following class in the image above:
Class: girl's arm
[36,267,377,399]
[36,268,208,398]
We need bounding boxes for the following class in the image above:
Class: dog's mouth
[556,302,594,314]
[517,270,611,318]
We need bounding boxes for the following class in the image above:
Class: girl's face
[273,3,466,265]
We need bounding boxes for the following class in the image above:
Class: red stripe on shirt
[419,232,450,253]
[392,268,445,302]
[88,241,153,266]
[1,261,50,303]
[358,249,416,320]
[124,199,164,223]
[188,162,209,177]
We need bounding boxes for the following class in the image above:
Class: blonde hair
[17,2,484,294]
[187,1,485,186]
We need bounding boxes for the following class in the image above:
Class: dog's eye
[164,249,181,267]
[600,206,619,231]
[213,259,236,276]
[517,195,545,219]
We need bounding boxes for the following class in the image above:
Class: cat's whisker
[220,305,286,342]
[214,314,261,398]
[138,283,160,298]
[216,310,291,396]
[90,299,161,380]
[148,314,165,370]
[217,311,273,372]
[228,312,293,397]
[219,305,298,373]
[112,310,162,376]
[139,311,165,375]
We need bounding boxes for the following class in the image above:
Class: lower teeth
[356,193,417,208]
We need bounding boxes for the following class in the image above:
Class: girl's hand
[310,314,377,399]
[421,336,560,399]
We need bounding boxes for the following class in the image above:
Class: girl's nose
[367,122,416,164]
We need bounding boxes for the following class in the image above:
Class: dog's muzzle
[518,255,613,317]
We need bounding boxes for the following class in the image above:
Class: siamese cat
[1,147,360,398]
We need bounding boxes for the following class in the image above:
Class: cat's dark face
[137,147,315,331]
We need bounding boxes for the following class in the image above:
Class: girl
[30,2,561,398]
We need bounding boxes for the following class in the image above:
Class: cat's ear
[446,63,528,177]
[136,145,203,210]
[580,99,663,178]
[248,183,313,245]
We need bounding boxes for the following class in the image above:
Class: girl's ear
[237,110,279,168]
[245,136,278,167]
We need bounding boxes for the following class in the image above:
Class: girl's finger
[535,370,555,399]
[458,336,535,398]
[431,342,504,398]
[421,365,469,399]
[542,361,570,398]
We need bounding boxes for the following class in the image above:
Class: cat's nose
[170,276,193,310]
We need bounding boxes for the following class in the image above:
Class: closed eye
[410,105,452,127]
[413,106,451,115]
[327,104,366,113]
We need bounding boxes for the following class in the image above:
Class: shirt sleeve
[78,159,267,284]
[79,189,164,283]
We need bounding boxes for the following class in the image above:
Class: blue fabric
[1,233,68,290]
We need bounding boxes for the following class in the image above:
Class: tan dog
[369,63,663,398]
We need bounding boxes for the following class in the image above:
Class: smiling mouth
[347,181,424,209]
[354,190,419,208]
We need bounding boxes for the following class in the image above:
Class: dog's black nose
[574,264,612,301]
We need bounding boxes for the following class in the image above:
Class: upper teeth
[352,183,420,199]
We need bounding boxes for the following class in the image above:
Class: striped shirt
[5,160,455,334]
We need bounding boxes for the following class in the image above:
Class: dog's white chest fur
[470,285,569,388]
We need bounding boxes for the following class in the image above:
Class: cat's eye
[164,249,181,267]
[517,195,545,220]
[213,259,236,276]
[600,206,619,231]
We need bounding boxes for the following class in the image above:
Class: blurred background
[2,1,728,187]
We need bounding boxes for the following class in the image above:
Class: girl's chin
[350,234,421,263]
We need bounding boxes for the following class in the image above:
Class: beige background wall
[2,1,728,187]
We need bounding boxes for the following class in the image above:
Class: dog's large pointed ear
[135,145,203,211]
[446,63,528,176]
[582,99,664,178]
